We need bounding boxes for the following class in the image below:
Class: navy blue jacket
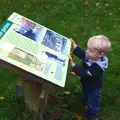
[72,46,108,90]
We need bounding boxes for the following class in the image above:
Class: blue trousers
[82,87,102,117]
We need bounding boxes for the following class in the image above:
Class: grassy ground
[0,0,120,119]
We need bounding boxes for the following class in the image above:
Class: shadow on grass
[12,92,86,120]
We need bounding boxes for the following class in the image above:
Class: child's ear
[100,52,105,56]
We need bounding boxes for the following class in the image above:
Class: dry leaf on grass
[64,91,71,95]
[0,96,4,100]
[76,115,83,120]
[69,71,76,76]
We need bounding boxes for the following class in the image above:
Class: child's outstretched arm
[68,55,103,79]
[69,55,86,78]
[72,64,103,80]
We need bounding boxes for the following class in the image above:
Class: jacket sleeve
[73,46,86,59]
[72,63,103,79]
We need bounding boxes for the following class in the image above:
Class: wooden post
[0,59,58,120]
[17,76,50,120]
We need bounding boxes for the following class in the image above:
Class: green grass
[0,0,120,119]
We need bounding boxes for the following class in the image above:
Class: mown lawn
[0,0,120,120]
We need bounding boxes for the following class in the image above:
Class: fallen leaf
[69,72,76,76]
[96,26,101,30]
[85,14,89,16]
[109,13,113,15]
[85,1,88,5]
[8,80,12,83]
[83,32,87,35]
[64,91,71,95]
[67,26,71,31]
[47,12,52,17]
[96,3,99,6]
[24,5,26,8]
[112,98,120,103]
[0,96,4,100]
[72,4,76,9]
[105,4,108,6]
[76,115,83,120]
[64,25,67,29]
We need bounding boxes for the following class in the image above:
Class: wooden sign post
[0,59,58,120]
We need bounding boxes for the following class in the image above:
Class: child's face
[87,39,103,60]
[87,47,101,61]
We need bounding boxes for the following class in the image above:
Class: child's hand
[68,54,73,64]
[68,55,75,67]
[68,54,72,61]
[70,38,77,49]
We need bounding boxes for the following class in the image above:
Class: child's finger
[68,54,71,58]
[67,54,70,59]
[68,55,73,60]
[69,38,74,43]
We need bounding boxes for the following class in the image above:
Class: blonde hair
[87,35,111,54]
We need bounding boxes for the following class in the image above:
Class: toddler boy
[69,35,111,120]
